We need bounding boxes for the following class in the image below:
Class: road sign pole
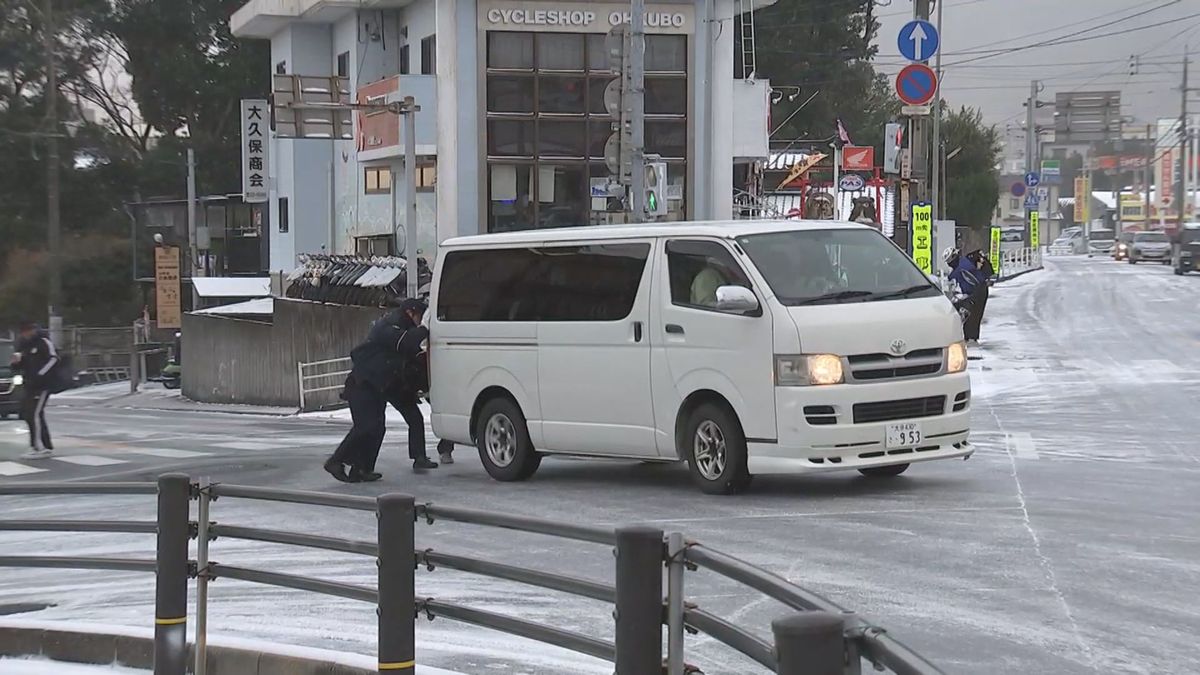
[629,0,647,222]
[1025,79,1037,246]
[931,0,944,219]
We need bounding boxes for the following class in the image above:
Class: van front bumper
[747,374,973,475]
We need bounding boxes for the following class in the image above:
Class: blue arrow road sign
[898,20,940,62]
[1024,193,1040,209]
[1024,172,1041,187]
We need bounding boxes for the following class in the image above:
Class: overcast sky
[871,0,1199,133]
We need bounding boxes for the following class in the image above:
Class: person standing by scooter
[944,248,988,346]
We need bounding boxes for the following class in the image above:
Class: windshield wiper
[792,290,875,306]
[870,284,938,301]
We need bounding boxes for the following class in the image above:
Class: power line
[950,0,1180,55]
[946,9,1200,67]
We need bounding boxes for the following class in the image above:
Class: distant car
[1113,231,1135,261]
[1058,228,1085,253]
[0,339,22,420]
[1128,230,1171,264]
[1173,223,1200,275]
[1087,228,1116,257]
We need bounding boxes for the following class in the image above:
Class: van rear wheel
[683,403,751,495]
[476,398,541,482]
[859,463,910,477]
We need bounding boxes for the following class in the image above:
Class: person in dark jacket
[10,322,59,459]
[944,248,988,345]
[324,299,437,483]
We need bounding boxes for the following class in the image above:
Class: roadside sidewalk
[53,382,299,417]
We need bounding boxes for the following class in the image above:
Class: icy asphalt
[1,256,1199,674]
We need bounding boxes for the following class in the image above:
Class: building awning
[192,277,271,298]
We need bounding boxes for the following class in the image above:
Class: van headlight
[775,354,844,386]
[11,374,22,387]
[946,342,968,374]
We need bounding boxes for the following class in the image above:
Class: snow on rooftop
[191,277,271,298]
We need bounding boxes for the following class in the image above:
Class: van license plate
[886,423,922,448]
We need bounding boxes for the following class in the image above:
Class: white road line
[212,441,294,451]
[126,448,209,459]
[0,461,48,476]
[52,455,129,466]
[1005,432,1040,460]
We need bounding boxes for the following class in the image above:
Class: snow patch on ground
[0,620,463,675]
[0,658,147,674]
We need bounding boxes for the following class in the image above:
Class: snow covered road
[1,256,1199,674]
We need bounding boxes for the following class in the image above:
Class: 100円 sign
[240,99,270,203]
[910,202,933,274]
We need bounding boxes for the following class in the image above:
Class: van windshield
[736,229,941,306]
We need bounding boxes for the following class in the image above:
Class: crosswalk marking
[51,454,128,466]
[127,448,209,459]
[212,441,294,451]
[0,461,48,476]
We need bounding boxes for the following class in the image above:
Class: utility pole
[1146,123,1154,224]
[1180,45,1190,230]
[42,0,62,345]
[1025,79,1038,244]
[186,148,199,309]
[404,97,419,299]
[629,0,647,222]
[931,0,944,218]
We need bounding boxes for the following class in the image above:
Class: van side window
[665,240,752,310]
[438,243,650,321]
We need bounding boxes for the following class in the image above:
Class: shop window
[365,166,392,194]
[337,51,350,78]
[421,36,436,74]
[485,30,690,230]
[489,32,534,70]
[537,34,585,71]
[278,197,289,233]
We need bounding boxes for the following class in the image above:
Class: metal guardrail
[999,247,1043,280]
[0,476,946,675]
[297,356,351,411]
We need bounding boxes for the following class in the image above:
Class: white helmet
[942,247,960,264]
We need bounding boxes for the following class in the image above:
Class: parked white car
[429,221,973,494]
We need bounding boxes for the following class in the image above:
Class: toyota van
[429,221,973,494]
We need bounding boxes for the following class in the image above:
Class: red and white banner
[842,146,875,171]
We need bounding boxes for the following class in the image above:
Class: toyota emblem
[889,339,907,355]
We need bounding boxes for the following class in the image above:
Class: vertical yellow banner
[155,246,182,329]
[990,227,1001,274]
[1029,211,1040,249]
[910,203,934,274]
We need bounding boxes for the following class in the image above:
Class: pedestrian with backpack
[10,322,64,459]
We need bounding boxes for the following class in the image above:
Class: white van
[429,220,973,494]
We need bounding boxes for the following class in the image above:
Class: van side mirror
[715,286,759,313]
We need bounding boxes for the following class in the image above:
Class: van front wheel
[684,403,751,495]
[476,398,541,482]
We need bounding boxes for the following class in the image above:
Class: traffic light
[883,122,904,174]
[645,160,668,218]
[1128,54,1138,76]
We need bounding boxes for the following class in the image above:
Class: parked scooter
[153,332,182,389]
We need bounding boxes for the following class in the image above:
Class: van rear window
[437,243,650,322]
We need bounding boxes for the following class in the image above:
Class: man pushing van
[324,298,439,483]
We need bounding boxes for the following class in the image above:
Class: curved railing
[0,475,945,675]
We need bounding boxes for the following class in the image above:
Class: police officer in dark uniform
[324,299,437,483]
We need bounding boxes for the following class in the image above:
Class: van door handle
[633,321,643,342]
[665,324,684,335]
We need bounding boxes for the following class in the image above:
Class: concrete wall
[182,299,382,408]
